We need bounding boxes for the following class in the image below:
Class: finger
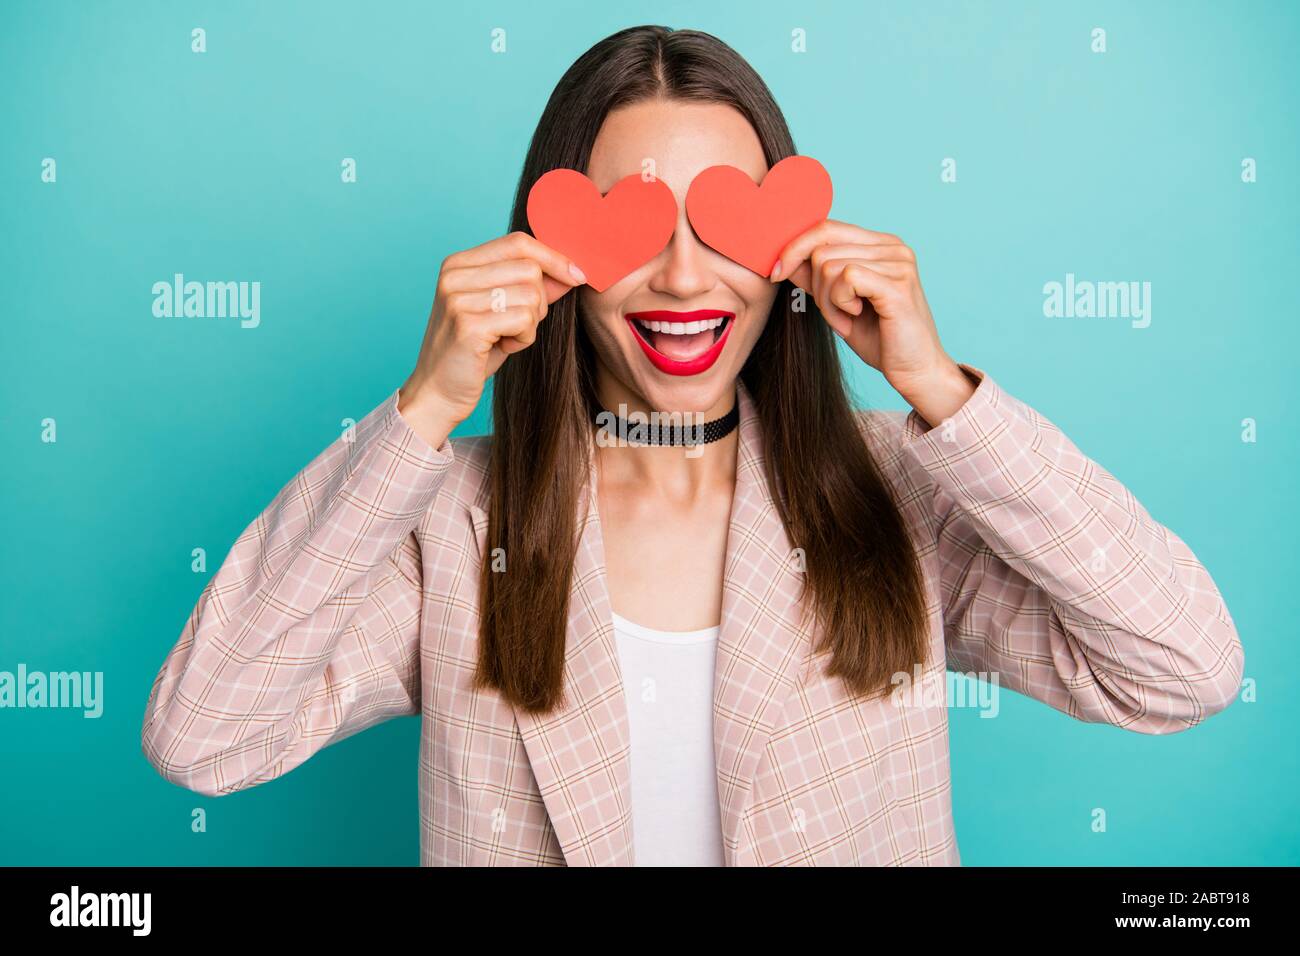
[772,220,902,283]
[812,258,898,330]
[792,244,910,294]
[809,258,855,331]
[445,231,586,295]
[825,262,898,318]
[440,258,566,315]
[444,260,568,307]
[441,258,545,294]
[809,243,915,273]
[821,257,913,290]
[445,281,546,321]
[469,307,541,356]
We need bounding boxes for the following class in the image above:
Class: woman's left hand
[772,219,976,426]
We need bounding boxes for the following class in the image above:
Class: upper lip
[625,309,734,324]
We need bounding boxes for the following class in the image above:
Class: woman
[140,26,1243,866]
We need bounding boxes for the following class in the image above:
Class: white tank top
[611,612,725,867]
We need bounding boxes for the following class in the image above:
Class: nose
[644,215,717,300]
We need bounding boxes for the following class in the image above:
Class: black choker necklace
[592,398,740,447]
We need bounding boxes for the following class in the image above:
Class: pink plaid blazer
[140,363,1244,865]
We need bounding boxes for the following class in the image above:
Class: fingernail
[569,262,587,284]
[769,260,783,282]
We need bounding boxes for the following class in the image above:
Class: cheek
[739,277,780,327]
[577,287,606,320]
[577,289,616,336]
[576,289,628,361]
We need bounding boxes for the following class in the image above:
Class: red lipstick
[625,309,735,376]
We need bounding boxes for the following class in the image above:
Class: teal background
[1,0,1295,865]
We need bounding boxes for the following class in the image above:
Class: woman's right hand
[397,232,587,449]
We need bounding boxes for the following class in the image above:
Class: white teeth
[638,316,728,335]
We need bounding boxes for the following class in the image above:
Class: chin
[632,370,737,415]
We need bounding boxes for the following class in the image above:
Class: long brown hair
[476,25,929,714]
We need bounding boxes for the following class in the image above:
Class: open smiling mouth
[624,309,735,376]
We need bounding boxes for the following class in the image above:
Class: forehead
[586,98,768,200]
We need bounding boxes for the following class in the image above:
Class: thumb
[544,274,579,304]
[787,262,814,294]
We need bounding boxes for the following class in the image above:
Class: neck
[591,375,740,500]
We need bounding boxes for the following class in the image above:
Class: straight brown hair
[476,25,929,714]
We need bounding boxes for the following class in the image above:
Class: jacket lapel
[470,448,634,867]
[712,384,814,862]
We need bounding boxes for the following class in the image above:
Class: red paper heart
[685,156,833,276]
[526,170,677,292]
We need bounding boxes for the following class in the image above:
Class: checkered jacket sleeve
[140,390,451,796]
[900,365,1244,733]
